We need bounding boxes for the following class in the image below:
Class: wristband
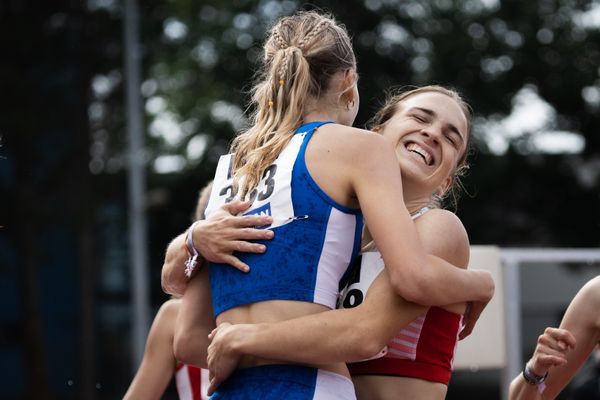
[523,363,547,393]
[184,221,201,278]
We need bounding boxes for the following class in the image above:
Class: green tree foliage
[138,0,600,246]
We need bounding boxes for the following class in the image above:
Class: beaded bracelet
[184,221,201,278]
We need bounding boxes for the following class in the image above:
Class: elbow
[354,337,387,361]
[160,267,171,294]
[173,330,207,368]
[173,329,193,365]
[484,276,495,302]
[161,264,186,296]
[347,324,388,362]
[475,270,495,302]
[388,272,433,306]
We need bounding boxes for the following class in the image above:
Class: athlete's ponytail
[230,11,356,197]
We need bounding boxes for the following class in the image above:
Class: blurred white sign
[454,245,506,370]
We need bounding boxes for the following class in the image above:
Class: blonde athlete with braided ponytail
[161,11,493,400]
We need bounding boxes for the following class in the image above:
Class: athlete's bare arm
[328,126,493,306]
[124,300,179,400]
[173,264,215,368]
[509,277,600,400]
[161,201,274,296]
[206,208,470,391]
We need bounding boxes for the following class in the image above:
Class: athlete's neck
[402,178,435,214]
[404,195,432,215]
[303,109,345,125]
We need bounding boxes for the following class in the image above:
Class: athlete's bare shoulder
[317,123,378,142]
[417,209,467,235]
[305,123,393,207]
[415,209,470,268]
[313,123,391,163]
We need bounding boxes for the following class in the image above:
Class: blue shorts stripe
[209,365,355,400]
[210,365,317,400]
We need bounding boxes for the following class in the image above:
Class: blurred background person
[124,182,213,400]
[510,277,600,399]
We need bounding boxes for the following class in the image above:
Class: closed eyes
[445,133,458,146]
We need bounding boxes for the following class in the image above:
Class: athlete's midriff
[353,375,448,400]
[217,299,350,378]
[206,122,360,381]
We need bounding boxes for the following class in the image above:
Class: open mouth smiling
[406,142,434,166]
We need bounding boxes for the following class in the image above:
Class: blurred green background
[1,0,599,398]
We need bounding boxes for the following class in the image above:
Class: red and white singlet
[175,363,209,400]
[348,306,462,385]
[339,207,463,385]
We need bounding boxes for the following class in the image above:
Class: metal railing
[500,248,600,400]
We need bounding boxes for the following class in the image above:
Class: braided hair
[229,11,356,197]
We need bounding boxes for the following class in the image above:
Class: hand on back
[193,200,274,272]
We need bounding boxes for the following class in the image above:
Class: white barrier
[454,245,506,370]
[453,246,600,400]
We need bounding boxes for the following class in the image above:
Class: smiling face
[379,91,469,199]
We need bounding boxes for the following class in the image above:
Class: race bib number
[339,251,385,309]
[204,133,306,228]
[338,251,388,361]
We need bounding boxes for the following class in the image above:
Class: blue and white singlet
[204,121,364,317]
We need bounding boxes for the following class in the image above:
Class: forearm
[235,309,382,364]
[408,255,494,306]
[509,357,562,400]
[382,239,493,307]
[173,267,215,368]
[356,172,493,306]
[124,358,172,400]
[227,274,425,364]
[509,376,544,400]
[125,300,178,400]
[509,323,582,400]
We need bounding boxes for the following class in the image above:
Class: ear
[339,68,357,103]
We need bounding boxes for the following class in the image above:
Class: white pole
[501,257,522,400]
[123,0,150,369]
